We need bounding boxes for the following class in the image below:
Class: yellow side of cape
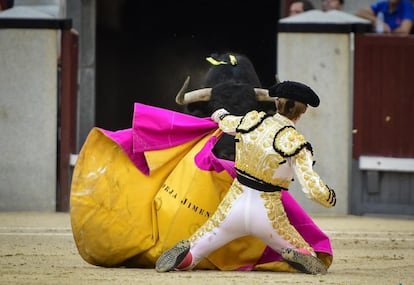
[70,127,208,266]
[71,128,247,268]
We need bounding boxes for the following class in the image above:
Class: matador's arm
[291,148,336,208]
[211,108,241,135]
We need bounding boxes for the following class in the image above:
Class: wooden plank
[57,29,79,212]
[353,34,414,158]
[360,156,414,172]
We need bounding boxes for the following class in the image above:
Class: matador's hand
[211,108,229,123]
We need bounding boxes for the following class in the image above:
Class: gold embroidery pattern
[294,149,332,208]
[274,127,307,157]
[261,192,313,253]
[189,181,243,242]
[237,111,267,131]
[234,114,293,188]
[218,115,242,133]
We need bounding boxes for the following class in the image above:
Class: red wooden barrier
[353,34,414,159]
[57,29,79,212]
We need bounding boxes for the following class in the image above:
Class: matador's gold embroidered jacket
[217,110,335,208]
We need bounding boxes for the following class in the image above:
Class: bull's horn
[275,74,281,84]
[175,76,190,104]
[255,88,275,102]
[176,88,212,105]
[175,76,212,105]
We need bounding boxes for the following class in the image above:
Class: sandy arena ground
[0,212,413,285]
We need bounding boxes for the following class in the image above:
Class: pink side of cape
[101,103,332,269]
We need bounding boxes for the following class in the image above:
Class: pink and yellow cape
[70,103,333,271]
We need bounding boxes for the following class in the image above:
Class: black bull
[176,52,277,161]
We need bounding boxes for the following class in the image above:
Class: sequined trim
[189,181,243,242]
[273,126,311,157]
[261,192,313,253]
[293,149,333,208]
[236,111,269,133]
[218,114,242,133]
[233,113,294,189]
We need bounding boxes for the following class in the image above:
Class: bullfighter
[155,80,336,275]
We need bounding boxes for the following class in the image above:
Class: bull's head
[175,52,277,161]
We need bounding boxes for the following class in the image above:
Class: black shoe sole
[155,240,191,272]
[281,248,327,275]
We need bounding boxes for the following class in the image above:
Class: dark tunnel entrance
[96,0,280,131]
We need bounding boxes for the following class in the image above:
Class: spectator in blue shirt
[356,0,414,35]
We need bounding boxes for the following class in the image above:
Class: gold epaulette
[273,126,309,157]
[236,111,268,133]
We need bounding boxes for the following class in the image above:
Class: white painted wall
[278,32,352,215]
[0,9,59,211]
[276,10,367,215]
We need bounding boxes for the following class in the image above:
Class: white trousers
[187,180,313,268]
